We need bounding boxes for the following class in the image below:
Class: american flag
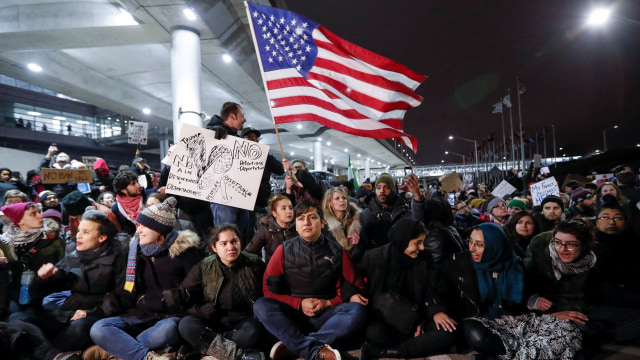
[245,2,426,152]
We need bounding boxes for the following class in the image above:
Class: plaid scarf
[548,241,597,280]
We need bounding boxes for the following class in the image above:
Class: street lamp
[603,125,618,151]
[449,135,478,180]
[444,150,465,163]
[587,7,612,26]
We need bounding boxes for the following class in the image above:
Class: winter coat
[325,205,361,251]
[181,252,265,326]
[423,222,465,266]
[120,230,202,323]
[29,241,127,321]
[245,216,296,264]
[355,192,411,261]
[90,158,114,199]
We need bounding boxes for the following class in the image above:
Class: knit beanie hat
[42,209,63,224]
[136,197,177,236]
[541,195,564,210]
[507,198,527,211]
[486,197,505,214]
[355,185,370,198]
[39,190,57,203]
[571,188,592,203]
[62,190,92,216]
[375,173,396,194]
[0,202,34,225]
[81,205,109,221]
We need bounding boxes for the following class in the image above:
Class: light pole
[602,125,618,151]
[449,135,478,181]
[444,150,466,164]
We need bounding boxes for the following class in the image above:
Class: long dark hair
[504,211,538,244]
[424,197,454,226]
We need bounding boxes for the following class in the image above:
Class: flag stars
[302,22,308,28]
[268,57,274,63]
[257,18,263,25]
[284,46,290,51]
[285,25,290,31]
[270,15,275,21]
[305,45,311,52]
[262,26,267,32]
[302,34,308,40]
[269,38,275,44]
[272,50,277,56]
[296,65,302,71]
[265,45,270,51]
[280,17,285,24]
[278,56,283,61]
[295,27,303,35]
[292,58,298,64]
[297,50,302,55]
[288,52,294,57]
[252,11,258,18]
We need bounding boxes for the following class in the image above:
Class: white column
[314,141,323,171]
[158,127,170,166]
[365,159,371,179]
[171,27,202,142]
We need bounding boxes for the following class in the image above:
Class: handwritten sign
[439,172,462,193]
[42,169,93,184]
[594,173,613,186]
[128,121,148,145]
[166,124,269,211]
[529,176,560,206]
[82,156,99,168]
[492,180,517,199]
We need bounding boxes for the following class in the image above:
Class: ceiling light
[27,111,41,116]
[143,108,151,115]
[223,54,233,63]
[53,116,66,121]
[27,63,42,72]
[290,152,294,156]
[183,8,197,21]
[296,124,302,129]
[344,148,348,152]
[76,120,89,125]
[317,137,322,141]
[118,8,138,25]
[357,154,361,157]
[326,142,331,146]
[113,126,122,131]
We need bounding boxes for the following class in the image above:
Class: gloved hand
[162,288,188,313]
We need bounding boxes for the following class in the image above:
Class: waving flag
[245,2,426,152]
[492,102,503,114]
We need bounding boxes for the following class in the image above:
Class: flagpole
[500,105,507,175]
[543,127,547,164]
[552,123,557,168]
[244,2,287,164]
[517,77,526,177]
[506,91,515,171]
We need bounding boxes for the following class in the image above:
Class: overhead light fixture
[183,8,197,21]
[118,8,138,25]
[27,63,42,72]
[223,54,233,63]
[76,120,89,125]
[113,126,122,131]
[290,151,295,156]
[326,142,331,146]
[344,148,348,152]
[143,108,151,115]
[27,111,41,116]
[317,137,322,141]
[53,116,66,121]
[296,124,302,129]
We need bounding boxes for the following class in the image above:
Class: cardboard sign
[166,124,269,211]
[594,173,613,186]
[128,121,148,145]
[533,154,543,168]
[529,176,560,206]
[82,156,100,168]
[439,172,463,193]
[42,169,93,184]
[492,180,517,199]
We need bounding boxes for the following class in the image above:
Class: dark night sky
[285,0,640,165]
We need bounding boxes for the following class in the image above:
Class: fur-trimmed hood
[168,229,200,258]
[325,205,361,250]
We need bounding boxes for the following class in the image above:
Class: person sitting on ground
[534,195,565,233]
[253,200,367,360]
[506,198,527,216]
[245,194,296,264]
[176,223,267,360]
[452,201,481,240]
[322,187,361,252]
[358,218,458,359]
[9,209,126,360]
[111,171,146,236]
[88,197,201,360]
[504,211,539,258]
[414,196,465,266]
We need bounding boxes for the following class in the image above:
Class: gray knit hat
[136,197,177,236]
[486,197,505,214]
[375,173,396,194]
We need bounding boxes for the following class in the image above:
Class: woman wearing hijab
[358,218,457,359]
[437,223,581,359]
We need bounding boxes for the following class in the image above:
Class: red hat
[1,202,35,225]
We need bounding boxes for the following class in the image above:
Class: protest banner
[82,156,100,168]
[492,180,517,199]
[594,173,613,186]
[166,124,269,211]
[540,166,550,174]
[42,169,93,184]
[128,121,148,145]
[529,176,560,206]
[439,172,463,193]
[533,154,543,168]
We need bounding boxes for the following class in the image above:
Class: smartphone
[447,193,456,207]
[404,166,413,177]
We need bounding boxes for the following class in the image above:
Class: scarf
[124,231,178,292]
[548,241,597,280]
[76,241,111,265]
[0,224,45,260]
[472,223,524,318]
[116,194,143,225]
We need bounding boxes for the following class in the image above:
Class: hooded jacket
[91,158,114,198]
[245,215,297,264]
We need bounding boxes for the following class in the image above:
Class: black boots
[359,342,403,360]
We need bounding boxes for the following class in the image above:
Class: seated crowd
[1,139,640,360]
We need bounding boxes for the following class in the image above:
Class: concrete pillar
[314,141,323,171]
[158,127,170,166]
[171,26,202,142]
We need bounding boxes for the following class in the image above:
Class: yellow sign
[42,168,93,184]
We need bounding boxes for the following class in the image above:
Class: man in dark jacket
[355,173,411,261]
[253,201,367,360]
[90,158,114,199]
[205,102,252,239]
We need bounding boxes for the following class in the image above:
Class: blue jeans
[253,297,367,360]
[210,203,250,242]
[90,316,181,360]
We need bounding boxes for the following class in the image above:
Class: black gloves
[213,126,228,140]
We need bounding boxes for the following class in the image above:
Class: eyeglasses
[553,238,581,251]
[597,216,624,222]
[495,203,506,209]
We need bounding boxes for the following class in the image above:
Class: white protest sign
[491,180,517,199]
[166,124,269,211]
[594,173,613,186]
[540,166,550,174]
[529,176,560,206]
[128,121,148,145]
[533,154,542,168]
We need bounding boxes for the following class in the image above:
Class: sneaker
[145,351,176,360]
[314,345,341,360]
[269,341,293,360]
[53,351,82,360]
[82,346,121,360]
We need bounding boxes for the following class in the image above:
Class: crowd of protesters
[1,102,639,360]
